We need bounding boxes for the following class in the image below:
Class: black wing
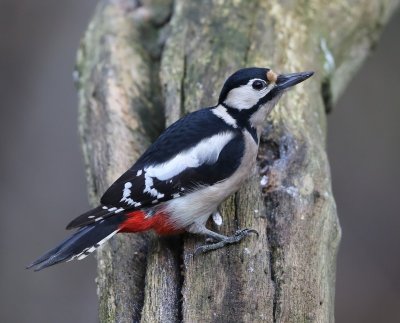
[67,108,244,229]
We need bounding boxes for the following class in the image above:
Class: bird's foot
[194,228,258,255]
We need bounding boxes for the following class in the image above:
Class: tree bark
[75,0,399,322]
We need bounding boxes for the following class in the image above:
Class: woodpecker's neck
[222,103,258,129]
[214,96,279,140]
[209,104,256,143]
[248,94,281,129]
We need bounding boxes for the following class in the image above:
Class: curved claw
[193,227,258,256]
[235,228,259,238]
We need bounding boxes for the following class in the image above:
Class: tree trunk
[75,0,399,322]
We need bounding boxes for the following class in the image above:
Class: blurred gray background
[0,1,398,322]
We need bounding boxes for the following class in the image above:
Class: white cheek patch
[224,78,274,110]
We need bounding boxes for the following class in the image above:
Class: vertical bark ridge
[76,0,173,321]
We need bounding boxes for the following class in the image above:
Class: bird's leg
[187,222,258,255]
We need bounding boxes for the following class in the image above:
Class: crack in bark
[267,230,278,323]
[234,193,240,230]
[259,132,281,323]
[259,126,299,322]
[321,77,333,114]
[133,2,188,321]
[242,4,281,319]
[243,0,261,65]
[177,235,184,323]
[175,17,186,323]
[180,54,187,118]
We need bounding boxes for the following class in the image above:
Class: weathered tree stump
[75,0,399,321]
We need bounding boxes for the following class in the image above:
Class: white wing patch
[119,132,234,207]
[144,131,235,180]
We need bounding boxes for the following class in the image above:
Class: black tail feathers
[27,216,124,271]
[66,206,116,230]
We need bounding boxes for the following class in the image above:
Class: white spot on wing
[136,170,143,176]
[120,181,140,206]
[123,182,132,198]
[144,175,159,197]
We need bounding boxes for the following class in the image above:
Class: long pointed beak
[275,71,314,91]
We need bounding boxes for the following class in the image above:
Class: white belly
[164,130,258,228]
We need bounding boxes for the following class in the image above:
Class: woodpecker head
[218,67,313,127]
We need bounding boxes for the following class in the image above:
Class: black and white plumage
[28,67,313,270]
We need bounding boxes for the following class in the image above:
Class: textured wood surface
[76,0,399,322]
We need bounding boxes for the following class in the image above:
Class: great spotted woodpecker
[28,67,313,271]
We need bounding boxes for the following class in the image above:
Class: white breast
[164,130,258,229]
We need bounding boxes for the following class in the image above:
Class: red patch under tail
[119,210,183,235]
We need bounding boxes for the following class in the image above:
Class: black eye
[252,80,265,90]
